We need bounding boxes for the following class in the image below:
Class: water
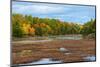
[84,56,96,61]
[30,58,62,64]
[56,36,82,40]
[18,58,62,65]
[14,55,96,66]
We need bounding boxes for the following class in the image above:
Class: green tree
[12,22,23,37]
[81,19,96,35]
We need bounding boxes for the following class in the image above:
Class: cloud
[12,2,70,14]
[12,1,95,23]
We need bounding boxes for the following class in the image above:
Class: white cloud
[12,1,95,24]
[52,14,90,19]
[12,3,69,14]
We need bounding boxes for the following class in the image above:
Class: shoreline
[12,39,96,65]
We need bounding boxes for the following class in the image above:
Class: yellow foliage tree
[28,27,35,36]
[21,23,35,36]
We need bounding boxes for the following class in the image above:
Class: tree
[12,13,96,38]
[81,19,96,36]
[12,21,23,37]
[34,23,51,36]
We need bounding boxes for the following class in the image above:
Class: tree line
[12,13,96,37]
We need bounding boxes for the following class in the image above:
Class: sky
[12,1,96,24]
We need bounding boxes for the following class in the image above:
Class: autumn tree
[12,13,96,38]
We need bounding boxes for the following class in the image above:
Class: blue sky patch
[12,1,96,24]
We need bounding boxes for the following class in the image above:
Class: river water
[17,55,95,66]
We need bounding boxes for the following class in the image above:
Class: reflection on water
[29,58,62,64]
[56,36,82,40]
[16,56,95,66]
[18,58,62,66]
[19,58,62,65]
[84,56,96,61]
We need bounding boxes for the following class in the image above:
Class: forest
[12,13,96,38]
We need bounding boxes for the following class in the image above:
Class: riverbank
[12,39,96,65]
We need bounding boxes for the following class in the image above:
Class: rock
[59,48,69,52]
